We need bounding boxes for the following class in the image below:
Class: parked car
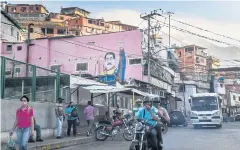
[234,112,240,121]
[169,110,187,127]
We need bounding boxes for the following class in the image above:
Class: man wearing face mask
[65,102,78,137]
[137,96,163,150]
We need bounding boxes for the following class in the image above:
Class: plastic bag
[4,137,16,150]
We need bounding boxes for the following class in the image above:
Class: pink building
[1,30,144,84]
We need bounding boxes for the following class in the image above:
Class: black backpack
[71,108,78,117]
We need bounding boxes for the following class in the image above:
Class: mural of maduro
[99,44,126,86]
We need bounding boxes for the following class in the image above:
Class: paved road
[60,122,240,150]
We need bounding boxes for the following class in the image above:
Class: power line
[159,30,240,66]
[152,18,240,47]
[169,17,240,43]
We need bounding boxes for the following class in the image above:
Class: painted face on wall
[104,52,116,71]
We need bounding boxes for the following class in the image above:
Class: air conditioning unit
[141,59,147,65]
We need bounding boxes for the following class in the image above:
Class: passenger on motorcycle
[152,99,170,123]
[137,97,163,150]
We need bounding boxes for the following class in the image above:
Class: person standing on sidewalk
[55,97,65,139]
[28,117,43,142]
[65,102,78,137]
[10,95,34,150]
[84,101,95,136]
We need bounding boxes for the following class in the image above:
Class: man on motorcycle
[133,99,142,118]
[137,97,163,150]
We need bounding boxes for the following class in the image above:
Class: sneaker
[87,131,89,136]
[28,139,35,143]
[56,136,62,139]
[36,139,44,142]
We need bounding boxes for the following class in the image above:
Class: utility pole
[26,23,34,77]
[166,11,174,48]
[140,9,163,83]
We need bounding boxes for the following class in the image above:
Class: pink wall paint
[1,30,143,81]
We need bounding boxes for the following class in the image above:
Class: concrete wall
[1,99,106,142]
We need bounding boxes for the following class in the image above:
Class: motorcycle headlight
[135,122,143,131]
[212,111,220,116]
[191,112,198,117]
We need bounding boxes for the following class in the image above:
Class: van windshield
[191,96,218,111]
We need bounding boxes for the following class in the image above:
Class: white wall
[1,13,22,42]
[176,84,197,114]
[214,79,226,95]
[229,91,240,107]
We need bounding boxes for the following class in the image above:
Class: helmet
[143,96,152,104]
[135,99,142,103]
[152,97,161,103]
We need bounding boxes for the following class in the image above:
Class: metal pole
[169,14,170,48]
[26,23,34,77]
[132,92,135,110]
[182,79,187,116]
[147,16,151,83]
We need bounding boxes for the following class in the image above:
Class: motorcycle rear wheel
[95,127,108,141]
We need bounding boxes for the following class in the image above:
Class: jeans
[57,116,63,137]
[67,120,77,136]
[17,128,30,150]
[148,123,162,150]
[86,120,94,133]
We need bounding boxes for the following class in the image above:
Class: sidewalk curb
[28,136,95,150]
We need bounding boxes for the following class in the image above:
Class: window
[50,65,61,72]
[233,95,236,100]
[57,29,65,34]
[179,85,185,92]
[178,52,181,57]
[15,67,21,74]
[17,46,22,51]
[47,28,54,34]
[29,66,33,72]
[185,47,194,53]
[75,31,80,36]
[7,45,12,51]
[129,58,142,65]
[17,32,19,41]
[21,7,26,12]
[30,28,34,33]
[11,26,14,36]
[88,20,93,24]
[36,6,39,11]
[100,22,104,26]
[29,7,33,10]
[5,70,12,75]
[76,20,78,24]
[76,63,88,72]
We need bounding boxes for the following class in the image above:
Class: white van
[189,93,223,129]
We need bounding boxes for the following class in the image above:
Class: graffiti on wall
[99,41,126,86]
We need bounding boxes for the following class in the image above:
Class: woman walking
[10,95,34,150]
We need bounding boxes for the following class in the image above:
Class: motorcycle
[129,120,163,150]
[95,117,134,141]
